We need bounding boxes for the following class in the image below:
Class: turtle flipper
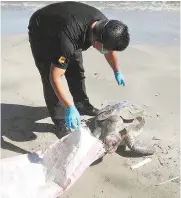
[125,136,156,155]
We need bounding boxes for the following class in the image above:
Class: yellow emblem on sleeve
[58,56,67,64]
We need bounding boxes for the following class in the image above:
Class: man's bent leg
[34,61,70,138]
[65,49,99,116]
[65,49,88,102]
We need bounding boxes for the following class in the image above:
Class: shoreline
[1,1,180,11]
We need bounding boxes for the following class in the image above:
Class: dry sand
[1,34,180,198]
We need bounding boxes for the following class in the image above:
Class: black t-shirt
[28,1,108,69]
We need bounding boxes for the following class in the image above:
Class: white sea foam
[1,1,180,11]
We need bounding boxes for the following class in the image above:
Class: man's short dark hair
[102,20,130,51]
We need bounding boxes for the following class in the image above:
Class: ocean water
[1,1,180,46]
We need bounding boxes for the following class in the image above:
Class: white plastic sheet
[1,127,105,198]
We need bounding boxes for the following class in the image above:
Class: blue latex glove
[66,106,81,130]
[114,71,126,86]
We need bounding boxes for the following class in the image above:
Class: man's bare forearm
[51,78,73,108]
[104,51,120,72]
[50,65,74,108]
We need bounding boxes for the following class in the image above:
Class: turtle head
[99,115,124,153]
[103,133,122,153]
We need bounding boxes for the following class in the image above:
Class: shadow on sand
[1,103,55,154]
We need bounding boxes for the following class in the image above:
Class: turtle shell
[126,116,145,132]
[97,101,145,121]
[93,101,145,140]
[102,115,125,133]
[97,101,127,118]
[96,108,116,121]
[114,102,145,121]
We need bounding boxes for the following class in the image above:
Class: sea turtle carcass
[88,101,156,155]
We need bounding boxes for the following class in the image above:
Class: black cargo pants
[28,33,89,126]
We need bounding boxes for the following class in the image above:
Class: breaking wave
[1,1,180,11]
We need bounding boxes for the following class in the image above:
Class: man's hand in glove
[66,106,81,130]
[114,71,126,86]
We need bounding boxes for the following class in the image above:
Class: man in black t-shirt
[28,1,130,137]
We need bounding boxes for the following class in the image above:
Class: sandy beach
[1,1,180,198]
[1,33,180,197]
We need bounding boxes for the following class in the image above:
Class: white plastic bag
[1,127,105,198]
